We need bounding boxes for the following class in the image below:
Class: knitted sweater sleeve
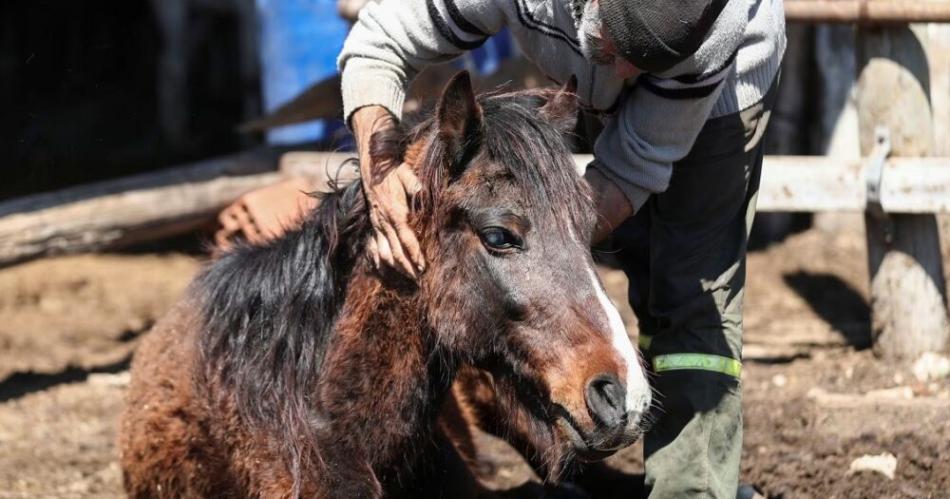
[337,0,506,123]
[591,0,750,213]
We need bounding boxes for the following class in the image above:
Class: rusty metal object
[786,0,950,24]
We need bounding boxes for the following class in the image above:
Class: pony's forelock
[411,91,594,240]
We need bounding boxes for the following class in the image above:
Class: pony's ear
[436,71,482,172]
[539,75,579,133]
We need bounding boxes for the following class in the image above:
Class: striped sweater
[338,0,786,211]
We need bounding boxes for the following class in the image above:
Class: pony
[119,71,651,498]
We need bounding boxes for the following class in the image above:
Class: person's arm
[338,0,507,277]
[591,0,748,223]
[338,0,507,124]
[585,166,632,245]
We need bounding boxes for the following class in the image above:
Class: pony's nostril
[585,373,626,428]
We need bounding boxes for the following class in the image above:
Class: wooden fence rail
[1,151,948,268]
[785,0,950,24]
[577,154,950,214]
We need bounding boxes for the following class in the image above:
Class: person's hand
[363,161,425,277]
[215,177,318,250]
[351,106,426,278]
[585,165,633,244]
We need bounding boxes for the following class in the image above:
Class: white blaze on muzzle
[586,267,651,415]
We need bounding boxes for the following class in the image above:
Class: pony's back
[120,181,370,498]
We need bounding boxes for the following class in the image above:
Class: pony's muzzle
[585,373,627,429]
[582,372,649,455]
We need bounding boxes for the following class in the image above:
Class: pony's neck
[317,261,455,478]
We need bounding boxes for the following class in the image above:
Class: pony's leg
[440,382,564,499]
[416,418,481,499]
[442,367,510,481]
[439,382,494,489]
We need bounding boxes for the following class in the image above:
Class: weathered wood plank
[575,154,950,214]
[0,149,284,267]
[758,156,866,212]
[785,0,950,24]
[758,156,950,213]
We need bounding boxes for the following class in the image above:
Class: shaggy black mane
[195,175,370,476]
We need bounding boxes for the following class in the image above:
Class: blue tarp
[257,0,514,146]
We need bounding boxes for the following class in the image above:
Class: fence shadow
[782,271,871,348]
[0,355,131,403]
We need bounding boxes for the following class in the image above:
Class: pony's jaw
[554,415,625,462]
[425,248,652,461]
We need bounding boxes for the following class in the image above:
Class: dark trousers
[609,80,778,498]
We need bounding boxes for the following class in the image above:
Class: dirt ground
[1,214,949,498]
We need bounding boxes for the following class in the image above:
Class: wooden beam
[786,0,950,24]
[0,149,285,267]
[757,156,950,213]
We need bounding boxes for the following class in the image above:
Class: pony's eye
[480,227,522,251]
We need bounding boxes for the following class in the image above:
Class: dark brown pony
[119,72,651,498]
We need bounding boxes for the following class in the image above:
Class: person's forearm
[351,105,397,183]
[337,0,505,121]
[585,167,633,245]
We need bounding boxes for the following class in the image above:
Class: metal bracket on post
[865,125,893,243]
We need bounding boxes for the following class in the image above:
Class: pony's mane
[193,87,593,482]
[195,174,370,478]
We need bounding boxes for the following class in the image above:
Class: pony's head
[395,72,651,472]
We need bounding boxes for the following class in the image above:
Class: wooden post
[856,24,950,358]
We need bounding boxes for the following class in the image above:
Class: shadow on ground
[0,356,131,403]
[782,271,871,348]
